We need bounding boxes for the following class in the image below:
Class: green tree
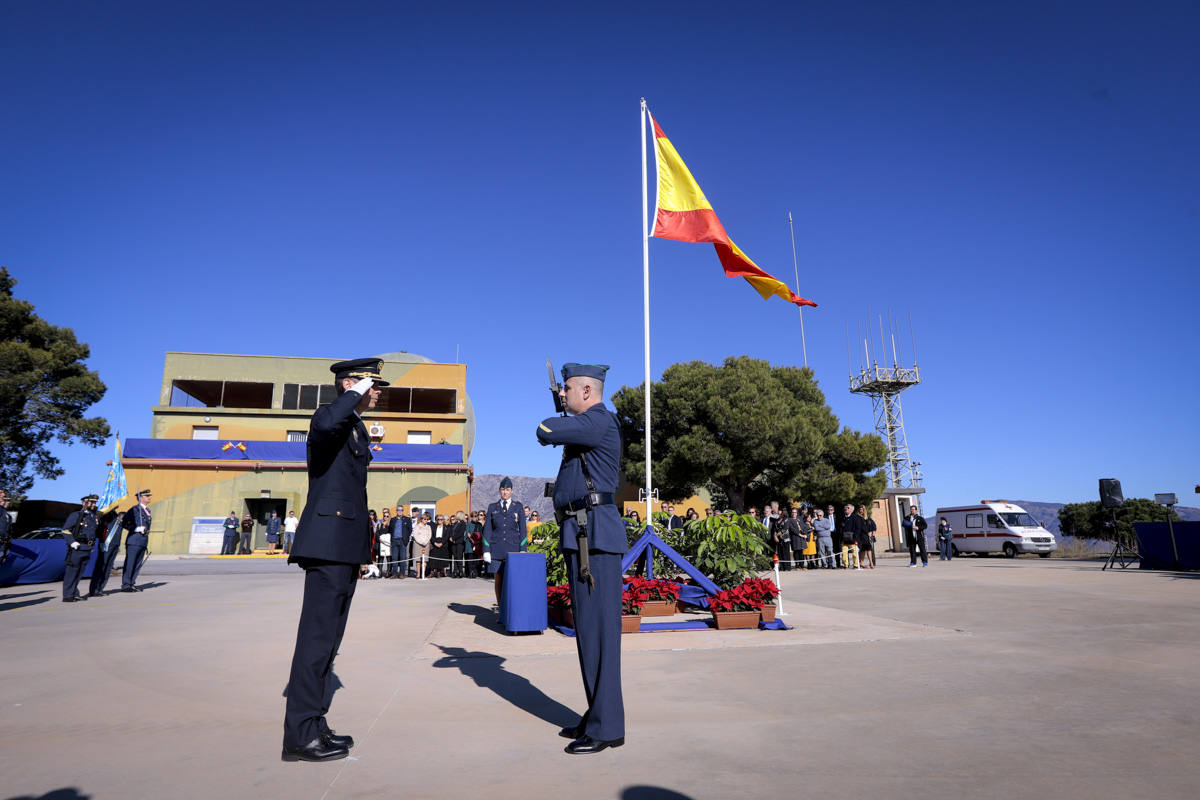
[0,267,110,497]
[1058,498,1179,543]
[611,356,886,512]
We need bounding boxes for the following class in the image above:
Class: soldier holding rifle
[537,361,627,755]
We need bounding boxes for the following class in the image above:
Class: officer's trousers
[122,534,148,589]
[565,550,624,741]
[89,544,121,595]
[221,532,238,555]
[63,546,91,599]
[283,560,358,749]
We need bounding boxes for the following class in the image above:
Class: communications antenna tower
[848,312,922,488]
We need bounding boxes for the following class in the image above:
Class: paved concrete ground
[2,555,1198,800]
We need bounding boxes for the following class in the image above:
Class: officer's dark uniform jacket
[482,499,527,566]
[536,403,627,555]
[62,509,99,550]
[291,388,373,565]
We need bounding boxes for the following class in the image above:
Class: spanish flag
[650,112,816,308]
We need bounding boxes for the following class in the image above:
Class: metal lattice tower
[848,315,922,488]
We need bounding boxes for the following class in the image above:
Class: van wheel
[951,544,960,557]
[1003,542,1018,558]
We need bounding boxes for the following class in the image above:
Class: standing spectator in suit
[780,506,801,571]
[666,504,685,531]
[448,511,467,578]
[857,504,877,569]
[282,357,386,763]
[122,489,153,592]
[827,505,844,566]
[88,507,125,596]
[239,512,254,555]
[266,510,283,555]
[391,505,412,578]
[482,476,527,604]
[903,505,929,567]
[221,511,239,555]
[61,494,99,602]
[282,511,299,555]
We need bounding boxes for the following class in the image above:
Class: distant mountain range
[469,479,1200,536]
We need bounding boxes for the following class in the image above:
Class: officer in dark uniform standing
[61,494,99,602]
[282,358,386,763]
[482,477,528,604]
[536,362,627,755]
[121,489,153,592]
[88,505,124,597]
[0,489,11,567]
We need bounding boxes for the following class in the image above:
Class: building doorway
[246,498,288,551]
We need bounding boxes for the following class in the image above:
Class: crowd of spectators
[361,505,489,580]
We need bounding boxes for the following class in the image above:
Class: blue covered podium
[500,552,547,633]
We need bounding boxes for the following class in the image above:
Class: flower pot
[640,599,676,617]
[561,608,574,628]
[760,604,776,623]
[711,610,760,630]
[621,614,642,633]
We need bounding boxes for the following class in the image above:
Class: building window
[406,431,432,444]
[192,426,218,440]
[376,387,457,414]
[287,431,307,443]
[282,383,337,410]
[170,380,273,409]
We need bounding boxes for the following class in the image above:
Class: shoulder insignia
[539,423,552,433]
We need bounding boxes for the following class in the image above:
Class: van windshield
[1001,513,1038,528]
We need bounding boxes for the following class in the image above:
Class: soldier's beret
[499,477,513,489]
[561,363,610,381]
[330,357,391,387]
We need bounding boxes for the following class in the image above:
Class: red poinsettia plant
[622,581,649,615]
[740,576,780,605]
[546,584,572,610]
[708,584,764,613]
[623,576,681,602]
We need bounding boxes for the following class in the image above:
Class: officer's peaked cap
[81,493,99,502]
[499,477,513,489]
[331,357,390,386]
[561,363,610,381]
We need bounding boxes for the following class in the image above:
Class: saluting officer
[282,357,386,763]
[61,494,100,602]
[482,477,527,604]
[536,362,627,755]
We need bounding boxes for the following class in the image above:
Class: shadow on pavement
[9,788,92,800]
[446,602,508,634]
[0,589,50,600]
[431,644,577,729]
[130,581,169,592]
[621,787,696,800]
[0,596,52,612]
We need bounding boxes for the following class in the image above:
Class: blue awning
[123,439,463,464]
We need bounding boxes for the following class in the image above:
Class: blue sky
[3,1,1197,512]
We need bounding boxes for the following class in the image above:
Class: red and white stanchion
[773,556,789,617]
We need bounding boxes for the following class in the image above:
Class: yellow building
[123,351,474,554]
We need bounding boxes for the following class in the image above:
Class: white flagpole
[641,98,653,526]
[788,211,808,368]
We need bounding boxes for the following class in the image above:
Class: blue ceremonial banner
[98,436,128,511]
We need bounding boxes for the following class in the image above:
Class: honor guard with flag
[537,362,627,754]
[481,476,527,604]
[61,494,99,602]
[282,357,387,763]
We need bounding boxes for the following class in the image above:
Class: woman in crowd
[799,508,817,569]
[362,510,381,578]
[450,511,468,578]
[685,508,699,524]
[467,511,484,578]
[411,513,432,579]
[857,504,877,569]
[429,514,449,577]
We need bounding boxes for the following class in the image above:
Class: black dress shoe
[321,730,354,749]
[62,597,80,602]
[558,724,583,740]
[565,735,624,754]
[282,738,349,762]
[122,587,137,593]
[87,592,104,598]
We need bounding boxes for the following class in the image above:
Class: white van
[934,501,1058,558]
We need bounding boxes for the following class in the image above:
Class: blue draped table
[499,552,547,632]
[1,540,100,586]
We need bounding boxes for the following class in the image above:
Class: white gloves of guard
[483,552,492,564]
[70,542,80,550]
[351,377,374,396]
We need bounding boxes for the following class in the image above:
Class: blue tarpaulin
[1,540,99,586]
[123,438,463,464]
